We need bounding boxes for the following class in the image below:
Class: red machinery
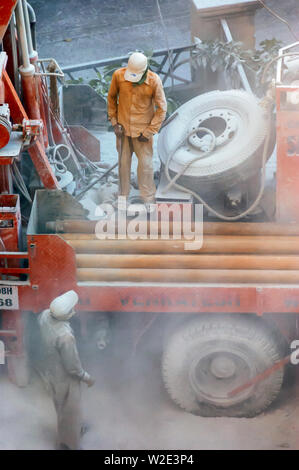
[0,1,299,417]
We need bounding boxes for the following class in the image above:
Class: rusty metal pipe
[67,236,299,254]
[48,220,192,235]
[47,219,299,237]
[76,254,299,270]
[63,233,201,240]
[21,73,41,120]
[203,222,299,236]
[77,268,299,284]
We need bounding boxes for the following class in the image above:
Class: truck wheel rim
[188,344,257,407]
[188,109,238,151]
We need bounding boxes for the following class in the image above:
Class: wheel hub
[188,109,238,151]
[210,356,236,379]
[188,345,256,408]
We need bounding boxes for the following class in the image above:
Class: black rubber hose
[30,22,36,51]
[27,2,37,49]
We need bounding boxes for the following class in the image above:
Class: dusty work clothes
[107,67,167,139]
[117,134,156,201]
[108,67,167,202]
[38,309,91,450]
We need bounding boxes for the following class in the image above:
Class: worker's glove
[138,133,149,142]
[86,376,95,388]
[113,124,124,137]
[82,371,95,387]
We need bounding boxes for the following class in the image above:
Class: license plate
[0,286,19,309]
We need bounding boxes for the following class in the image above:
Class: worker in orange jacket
[107,52,167,206]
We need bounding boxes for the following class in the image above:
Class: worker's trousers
[116,135,156,203]
[50,377,82,450]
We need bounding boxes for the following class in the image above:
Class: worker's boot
[81,424,90,437]
[59,443,71,450]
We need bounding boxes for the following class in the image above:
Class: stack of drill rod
[46,220,299,284]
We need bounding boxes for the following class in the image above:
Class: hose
[67,132,102,173]
[48,143,71,174]
[11,162,32,203]
[261,52,299,85]
[26,2,37,50]
[26,2,36,23]
[163,111,272,221]
[257,0,299,42]
[41,77,55,147]
[163,127,216,193]
[42,80,88,180]
[75,162,118,200]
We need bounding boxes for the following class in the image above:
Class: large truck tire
[162,315,285,417]
[158,90,273,199]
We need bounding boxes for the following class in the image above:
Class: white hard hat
[124,52,148,83]
[50,290,79,320]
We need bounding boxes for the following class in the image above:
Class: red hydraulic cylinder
[20,65,41,121]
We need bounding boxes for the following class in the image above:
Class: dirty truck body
[0,1,299,417]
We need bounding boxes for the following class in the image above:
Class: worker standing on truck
[107,51,167,208]
[38,290,95,450]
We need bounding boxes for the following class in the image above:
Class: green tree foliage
[192,37,282,93]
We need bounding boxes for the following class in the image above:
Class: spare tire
[158,90,271,198]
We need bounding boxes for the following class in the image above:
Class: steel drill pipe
[203,222,299,236]
[48,220,195,235]
[48,219,299,236]
[67,236,299,254]
[76,253,299,270]
[77,268,299,284]
[63,232,198,240]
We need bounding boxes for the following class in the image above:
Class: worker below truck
[1,0,299,427]
[38,290,95,451]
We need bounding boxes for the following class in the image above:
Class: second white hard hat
[50,290,79,320]
[124,52,148,83]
